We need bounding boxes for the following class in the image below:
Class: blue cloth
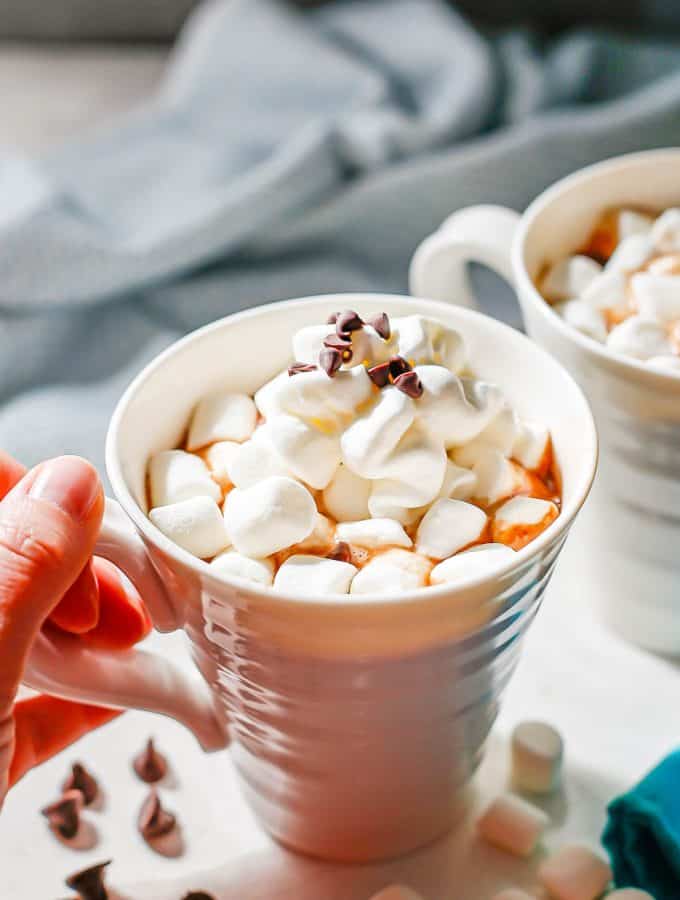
[603,749,680,898]
[3,0,680,482]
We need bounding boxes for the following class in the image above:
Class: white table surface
[2,531,678,900]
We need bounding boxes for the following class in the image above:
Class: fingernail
[29,456,100,521]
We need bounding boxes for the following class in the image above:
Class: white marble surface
[2,532,678,899]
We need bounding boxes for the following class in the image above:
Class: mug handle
[409,205,521,306]
[22,498,229,752]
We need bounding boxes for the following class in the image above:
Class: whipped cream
[542,207,680,371]
[147,310,559,594]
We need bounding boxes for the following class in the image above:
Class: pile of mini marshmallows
[147,313,558,595]
[366,722,651,900]
[542,207,680,373]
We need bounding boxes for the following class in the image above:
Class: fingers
[81,558,151,651]
[0,451,26,500]
[49,561,100,634]
[8,695,119,789]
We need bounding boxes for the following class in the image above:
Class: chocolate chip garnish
[369,312,391,340]
[288,362,317,376]
[327,541,352,564]
[133,738,167,783]
[326,312,340,324]
[367,361,391,388]
[62,762,98,806]
[138,789,176,841]
[388,355,412,379]
[319,347,342,378]
[335,310,363,334]
[394,370,424,398]
[323,333,353,363]
[182,893,216,900]
[42,789,82,839]
[65,860,111,900]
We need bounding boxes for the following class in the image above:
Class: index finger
[0,451,26,500]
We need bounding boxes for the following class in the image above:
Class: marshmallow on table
[150,496,230,559]
[187,391,257,450]
[430,544,515,585]
[541,255,602,302]
[631,272,680,323]
[148,449,221,507]
[368,885,425,900]
[203,440,240,490]
[477,792,549,857]
[335,518,412,549]
[538,845,612,900]
[466,449,529,506]
[322,463,371,522]
[491,891,536,900]
[512,420,550,472]
[226,424,292,488]
[266,414,341,489]
[511,720,564,794]
[651,207,680,253]
[224,476,316,558]
[350,549,431,595]
[554,300,607,344]
[415,499,487,560]
[210,551,274,586]
[492,497,559,550]
[606,315,672,360]
[273,554,357,595]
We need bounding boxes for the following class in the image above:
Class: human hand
[0,452,151,805]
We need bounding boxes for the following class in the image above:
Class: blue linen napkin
[603,749,680,898]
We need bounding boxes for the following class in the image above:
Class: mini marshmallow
[538,845,612,900]
[581,270,627,310]
[430,544,515,585]
[606,315,671,360]
[651,207,680,253]
[415,499,487,560]
[394,314,465,373]
[336,518,412,549]
[293,512,335,553]
[605,234,653,274]
[366,488,423,525]
[322,463,372,522]
[491,891,535,900]
[226,425,292,488]
[631,272,680,323]
[470,449,529,506]
[203,440,240,490]
[477,792,549,858]
[341,387,414,478]
[209,551,274,586]
[224,476,316,558]
[617,209,653,240]
[150,496,230,558]
[511,720,564,794]
[554,300,607,343]
[512,420,550,471]
[648,252,680,275]
[187,391,257,450]
[267,414,341,489]
[492,497,559,549]
[542,255,602,303]
[350,549,431,595]
[368,886,425,900]
[148,450,221,508]
[607,890,655,899]
[648,354,680,374]
[273,554,357,595]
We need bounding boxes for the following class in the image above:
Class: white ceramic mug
[411,149,680,655]
[23,294,596,862]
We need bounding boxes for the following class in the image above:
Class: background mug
[23,294,596,862]
[411,149,680,655]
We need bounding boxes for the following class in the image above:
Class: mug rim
[105,292,598,609]
[513,147,680,388]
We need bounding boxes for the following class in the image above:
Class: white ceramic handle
[23,498,228,752]
[409,205,521,307]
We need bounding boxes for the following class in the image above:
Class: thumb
[0,456,103,714]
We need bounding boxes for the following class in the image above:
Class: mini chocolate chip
[319,347,342,377]
[62,762,98,806]
[394,370,424,398]
[288,362,317,376]
[388,355,412,379]
[133,738,167,783]
[327,541,352,564]
[326,312,340,324]
[335,310,363,334]
[369,312,391,340]
[65,860,111,900]
[182,893,216,900]
[367,361,391,388]
[138,789,177,841]
[42,789,82,839]
[323,333,353,362]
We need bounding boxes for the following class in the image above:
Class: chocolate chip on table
[288,361,317,376]
[137,789,177,841]
[394,370,424,398]
[368,312,391,340]
[65,860,111,900]
[327,541,352,563]
[62,762,99,806]
[319,347,343,378]
[133,738,167,783]
[335,310,363,334]
[42,789,83,839]
[367,361,391,388]
[388,355,412,379]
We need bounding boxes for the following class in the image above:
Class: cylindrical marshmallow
[209,551,274,586]
[187,391,257,450]
[148,449,221,508]
[476,792,550,858]
[226,425,292,488]
[511,720,564,794]
[415,498,487,560]
[266,414,340,489]
[512,420,550,472]
[430,544,515,585]
[606,315,671,360]
[492,497,559,550]
[350,549,431,595]
[538,845,612,900]
[203,440,241,490]
[322,463,371,522]
[368,886,425,900]
[273,555,357,596]
[470,450,528,506]
[335,518,412,549]
[224,476,316,557]
[541,255,602,302]
[149,496,230,559]
[553,300,607,344]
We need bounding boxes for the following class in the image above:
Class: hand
[0,452,151,805]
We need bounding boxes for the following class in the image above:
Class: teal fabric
[603,749,680,898]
